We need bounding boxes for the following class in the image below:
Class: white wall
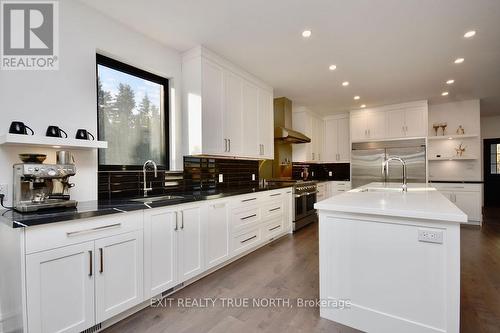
[428,100,482,181]
[481,115,500,139]
[0,0,183,204]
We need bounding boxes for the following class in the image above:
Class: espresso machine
[13,154,78,213]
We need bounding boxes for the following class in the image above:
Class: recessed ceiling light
[464,30,476,38]
[454,58,464,64]
[360,104,366,108]
[328,64,337,71]
[302,30,312,38]
[446,79,455,85]
[354,96,360,100]
[342,81,349,86]
[442,91,449,96]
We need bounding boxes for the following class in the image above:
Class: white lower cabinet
[177,206,204,282]
[95,231,144,323]
[204,201,230,269]
[26,242,95,333]
[431,183,483,223]
[326,181,352,198]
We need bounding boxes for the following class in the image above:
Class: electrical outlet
[418,229,443,244]
[328,171,333,177]
[218,174,224,183]
[0,184,8,198]
[251,174,256,181]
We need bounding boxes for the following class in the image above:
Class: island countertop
[314,182,467,223]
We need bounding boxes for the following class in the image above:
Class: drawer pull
[241,235,257,244]
[241,214,257,220]
[99,248,104,273]
[269,207,281,212]
[270,193,281,197]
[269,225,281,231]
[89,251,93,277]
[242,198,257,203]
[66,223,121,237]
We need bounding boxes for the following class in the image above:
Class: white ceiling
[80,0,500,116]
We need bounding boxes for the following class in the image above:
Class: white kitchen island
[315,183,467,333]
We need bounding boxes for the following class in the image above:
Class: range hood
[273,97,311,144]
[274,127,311,143]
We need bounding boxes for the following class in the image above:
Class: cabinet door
[26,242,95,333]
[366,111,387,139]
[386,109,406,138]
[205,201,230,269]
[323,119,339,161]
[350,113,367,142]
[315,117,324,161]
[144,209,178,298]
[202,59,225,154]
[242,82,260,157]
[259,89,274,159]
[404,108,427,137]
[454,192,481,221]
[223,70,243,155]
[178,206,204,282]
[337,117,351,162]
[95,231,144,323]
[292,112,313,162]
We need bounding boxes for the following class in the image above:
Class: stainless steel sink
[131,195,186,203]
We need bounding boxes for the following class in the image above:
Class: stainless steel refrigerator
[351,139,426,189]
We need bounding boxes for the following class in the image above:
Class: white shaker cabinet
[350,110,386,141]
[292,110,324,162]
[324,115,350,162]
[183,46,274,159]
[94,231,144,323]
[387,107,427,138]
[26,242,96,333]
[144,209,178,298]
[431,183,483,223]
[204,201,231,269]
[177,206,204,282]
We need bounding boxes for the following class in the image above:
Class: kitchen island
[315,183,467,333]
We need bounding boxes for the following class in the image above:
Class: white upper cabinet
[292,110,324,162]
[324,115,350,163]
[351,100,428,142]
[183,46,274,159]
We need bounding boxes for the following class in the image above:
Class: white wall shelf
[0,133,108,150]
[428,156,477,161]
[427,134,479,140]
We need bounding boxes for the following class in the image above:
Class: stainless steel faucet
[383,157,408,192]
[143,160,158,197]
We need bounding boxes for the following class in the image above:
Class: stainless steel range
[268,180,318,231]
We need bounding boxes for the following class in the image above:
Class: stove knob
[47,168,57,177]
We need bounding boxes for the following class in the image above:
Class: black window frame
[96,54,170,171]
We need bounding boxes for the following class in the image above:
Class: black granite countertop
[0,184,293,228]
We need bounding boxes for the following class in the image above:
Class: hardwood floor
[104,220,500,333]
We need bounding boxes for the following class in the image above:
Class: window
[490,143,500,175]
[96,54,169,170]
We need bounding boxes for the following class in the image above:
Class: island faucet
[143,160,158,197]
[383,157,408,192]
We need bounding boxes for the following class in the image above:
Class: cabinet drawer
[262,217,283,240]
[25,211,143,254]
[231,206,261,231]
[231,193,262,209]
[262,201,283,219]
[231,227,261,255]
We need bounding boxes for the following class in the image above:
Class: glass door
[484,139,500,207]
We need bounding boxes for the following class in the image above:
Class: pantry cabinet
[324,115,350,162]
[351,100,428,142]
[183,46,274,159]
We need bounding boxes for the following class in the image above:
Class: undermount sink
[131,195,186,203]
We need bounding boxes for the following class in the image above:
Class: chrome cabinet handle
[241,214,257,220]
[242,197,257,202]
[269,207,281,212]
[99,248,104,273]
[228,139,231,152]
[262,144,264,155]
[175,213,179,231]
[89,250,93,277]
[241,235,257,244]
[66,223,121,237]
[270,193,281,197]
[180,211,184,230]
[269,225,280,231]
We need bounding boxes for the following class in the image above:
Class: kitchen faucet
[143,160,158,197]
[383,157,408,192]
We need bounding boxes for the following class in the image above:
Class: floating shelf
[0,133,108,150]
[428,156,477,161]
[427,134,479,141]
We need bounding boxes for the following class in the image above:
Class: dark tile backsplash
[98,157,259,199]
[292,163,350,181]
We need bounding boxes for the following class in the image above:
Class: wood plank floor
[104,220,500,333]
